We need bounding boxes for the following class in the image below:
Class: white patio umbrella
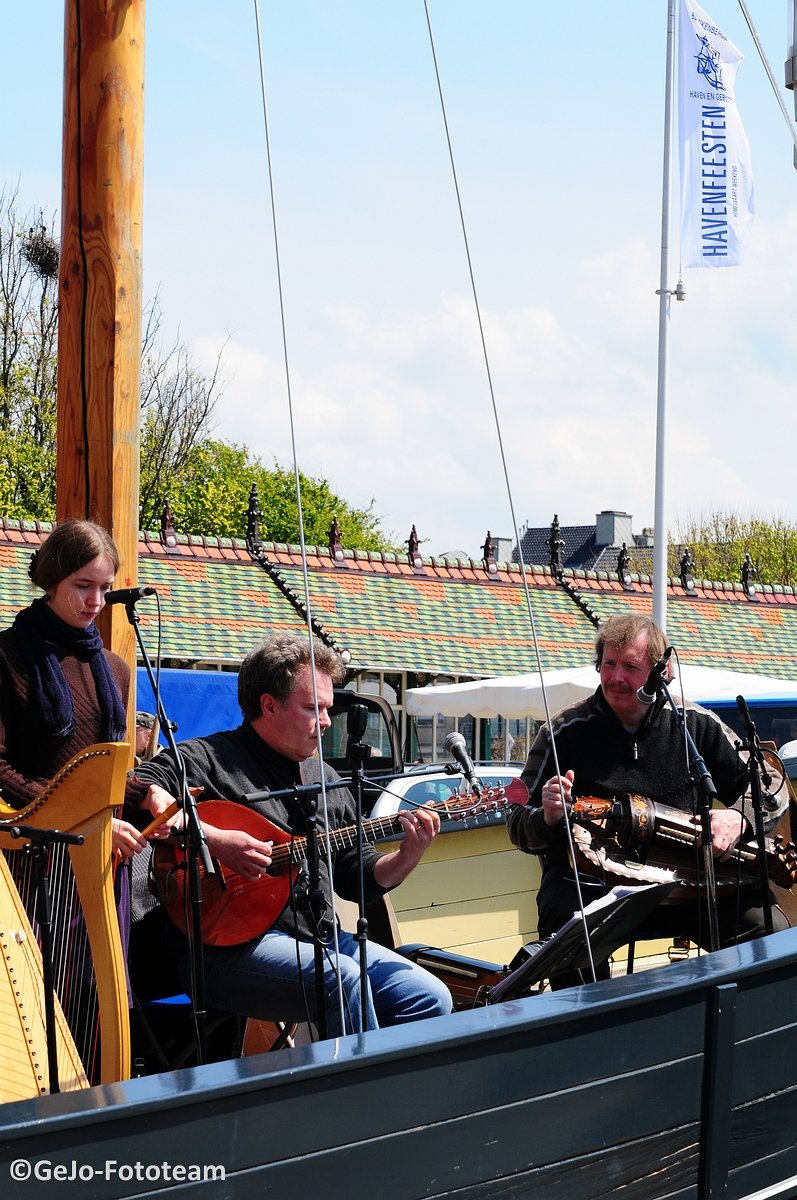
[405,664,797,721]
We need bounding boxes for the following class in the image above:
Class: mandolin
[569,793,797,898]
[149,779,529,946]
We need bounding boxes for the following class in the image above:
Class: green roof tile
[1,523,796,681]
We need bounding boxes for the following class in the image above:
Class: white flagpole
[652,0,679,634]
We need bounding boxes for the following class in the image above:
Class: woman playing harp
[0,519,159,1075]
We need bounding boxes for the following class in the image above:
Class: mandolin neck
[284,802,445,863]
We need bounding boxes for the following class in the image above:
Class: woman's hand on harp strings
[541,770,575,826]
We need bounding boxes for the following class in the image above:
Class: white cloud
[192,206,797,556]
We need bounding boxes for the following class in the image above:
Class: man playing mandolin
[508,613,789,988]
[129,634,452,1037]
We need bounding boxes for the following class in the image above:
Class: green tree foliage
[0,193,396,552]
[672,512,797,588]
[162,440,396,551]
[0,189,59,518]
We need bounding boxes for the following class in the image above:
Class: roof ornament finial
[548,514,564,578]
[159,498,177,550]
[617,541,634,591]
[741,551,758,600]
[328,515,344,564]
[482,530,497,575]
[246,483,262,550]
[679,545,696,596]
[407,524,423,570]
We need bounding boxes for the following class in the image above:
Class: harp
[0,743,131,1098]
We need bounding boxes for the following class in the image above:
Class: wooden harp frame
[0,743,132,1093]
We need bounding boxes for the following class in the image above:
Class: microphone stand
[735,695,774,936]
[241,759,456,1037]
[656,678,721,952]
[119,596,214,1064]
[289,781,330,1040]
[3,822,84,1094]
[243,774,363,1040]
[346,703,372,1033]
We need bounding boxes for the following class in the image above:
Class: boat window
[703,702,797,750]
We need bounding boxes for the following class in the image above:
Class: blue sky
[3,2,797,557]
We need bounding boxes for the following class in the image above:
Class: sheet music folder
[487,881,677,1004]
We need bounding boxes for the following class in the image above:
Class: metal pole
[787,0,797,166]
[652,0,678,634]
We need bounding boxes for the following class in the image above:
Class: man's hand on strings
[541,770,574,825]
[396,802,440,864]
[694,808,748,861]
[204,824,273,882]
[373,802,441,888]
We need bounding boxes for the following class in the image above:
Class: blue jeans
[184,929,453,1038]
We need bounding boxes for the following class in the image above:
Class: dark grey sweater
[130,722,386,942]
[508,687,750,873]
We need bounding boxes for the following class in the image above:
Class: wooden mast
[57,0,145,679]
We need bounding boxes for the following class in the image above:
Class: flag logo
[695,34,723,92]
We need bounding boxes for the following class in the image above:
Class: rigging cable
[422,0,598,980]
[251,0,348,1034]
[736,0,797,157]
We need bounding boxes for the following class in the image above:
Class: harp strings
[4,841,100,1076]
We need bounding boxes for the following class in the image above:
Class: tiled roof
[566,569,797,679]
[0,520,307,666]
[517,524,657,577]
[515,523,596,568]
[259,549,596,675]
[2,518,797,681]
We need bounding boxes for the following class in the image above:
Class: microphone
[737,694,778,810]
[444,732,482,794]
[104,586,157,606]
[347,702,369,742]
[736,693,753,730]
[346,702,370,768]
[636,646,673,705]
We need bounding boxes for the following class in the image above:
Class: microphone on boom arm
[444,731,482,795]
[104,586,157,606]
[736,693,779,811]
[636,646,674,706]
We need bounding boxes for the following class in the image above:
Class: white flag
[679,0,753,268]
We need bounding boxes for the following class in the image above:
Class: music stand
[486,881,677,1004]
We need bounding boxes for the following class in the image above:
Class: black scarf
[12,597,127,742]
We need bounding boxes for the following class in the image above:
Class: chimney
[493,536,513,565]
[595,510,633,548]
